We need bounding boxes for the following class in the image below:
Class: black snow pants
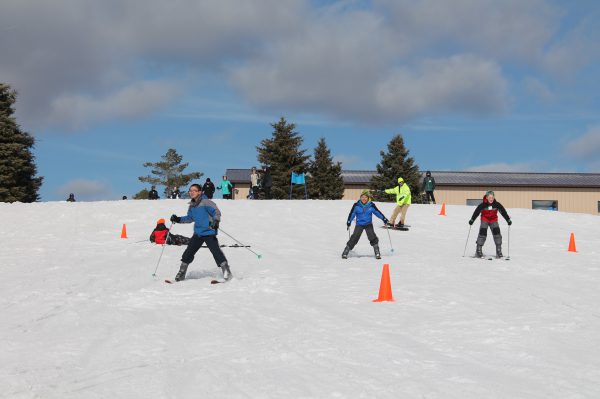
[476,221,502,248]
[346,224,379,249]
[425,191,436,204]
[181,234,227,266]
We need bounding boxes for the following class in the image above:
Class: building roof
[225,169,600,188]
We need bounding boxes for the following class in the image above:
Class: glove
[383,218,389,225]
[346,222,351,230]
[507,219,512,226]
[170,214,181,223]
[468,219,474,225]
[210,220,220,230]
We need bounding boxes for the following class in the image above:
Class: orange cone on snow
[121,224,128,239]
[568,232,577,252]
[373,264,394,302]
[439,203,446,216]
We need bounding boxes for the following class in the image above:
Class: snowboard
[381,225,409,231]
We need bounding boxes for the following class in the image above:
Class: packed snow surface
[1,200,599,398]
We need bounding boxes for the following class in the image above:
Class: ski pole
[385,223,394,253]
[152,222,173,277]
[462,224,472,257]
[507,225,511,260]
[219,228,262,259]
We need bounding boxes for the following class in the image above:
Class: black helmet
[426,171,431,176]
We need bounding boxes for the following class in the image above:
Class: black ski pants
[347,223,379,249]
[425,191,436,204]
[476,221,502,247]
[181,234,227,266]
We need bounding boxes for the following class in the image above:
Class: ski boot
[475,245,483,258]
[341,246,350,259]
[373,244,381,260]
[496,246,503,259]
[395,222,404,230]
[220,261,233,280]
[174,262,189,282]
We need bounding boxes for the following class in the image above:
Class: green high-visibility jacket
[385,183,411,206]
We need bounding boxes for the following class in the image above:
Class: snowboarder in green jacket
[384,177,411,228]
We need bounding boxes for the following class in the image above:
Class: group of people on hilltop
[248,166,272,200]
[144,176,237,201]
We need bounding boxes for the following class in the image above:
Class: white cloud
[46,81,182,129]
[565,126,600,160]
[56,179,114,201]
[1,0,598,128]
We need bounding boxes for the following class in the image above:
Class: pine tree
[133,188,150,200]
[256,117,310,199]
[0,83,43,202]
[370,134,420,202]
[138,148,202,196]
[308,137,345,199]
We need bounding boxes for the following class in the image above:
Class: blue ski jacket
[179,194,221,237]
[347,200,386,226]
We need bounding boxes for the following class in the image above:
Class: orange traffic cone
[373,264,394,302]
[121,224,128,239]
[439,203,446,216]
[568,232,577,252]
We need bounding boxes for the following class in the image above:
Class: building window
[598,201,600,213]
[532,200,558,211]
[466,199,481,206]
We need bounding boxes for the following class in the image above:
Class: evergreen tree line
[255,117,422,202]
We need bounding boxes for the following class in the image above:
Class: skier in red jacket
[150,219,189,246]
[469,191,512,258]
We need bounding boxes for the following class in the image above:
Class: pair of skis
[164,277,231,285]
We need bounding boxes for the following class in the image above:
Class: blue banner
[291,172,305,185]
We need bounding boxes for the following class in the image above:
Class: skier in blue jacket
[170,183,232,282]
[342,190,389,259]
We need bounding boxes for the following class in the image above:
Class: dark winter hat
[485,190,495,197]
[206,178,211,182]
[426,171,431,176]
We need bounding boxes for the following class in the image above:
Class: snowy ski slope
[1,199,599,398]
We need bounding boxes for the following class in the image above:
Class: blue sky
[2,0,600,201]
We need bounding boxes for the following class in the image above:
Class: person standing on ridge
[66,193,76,202]
[217,175,233,199]
[469,190,512,258]
[261,167,272,199]
[169,184,232,281]
[342,190,389,259]
[422,171,436,204]
[384,177,412,229]
[202,178,216,199]
[170,186,181,199]
[249,167,260,199]
[148,185,159,200]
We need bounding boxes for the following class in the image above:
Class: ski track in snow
[1,200,600,398]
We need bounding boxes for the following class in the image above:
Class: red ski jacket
[150,225,169,244]
[471,195,510,224]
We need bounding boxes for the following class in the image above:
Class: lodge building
[225,169,600,215]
